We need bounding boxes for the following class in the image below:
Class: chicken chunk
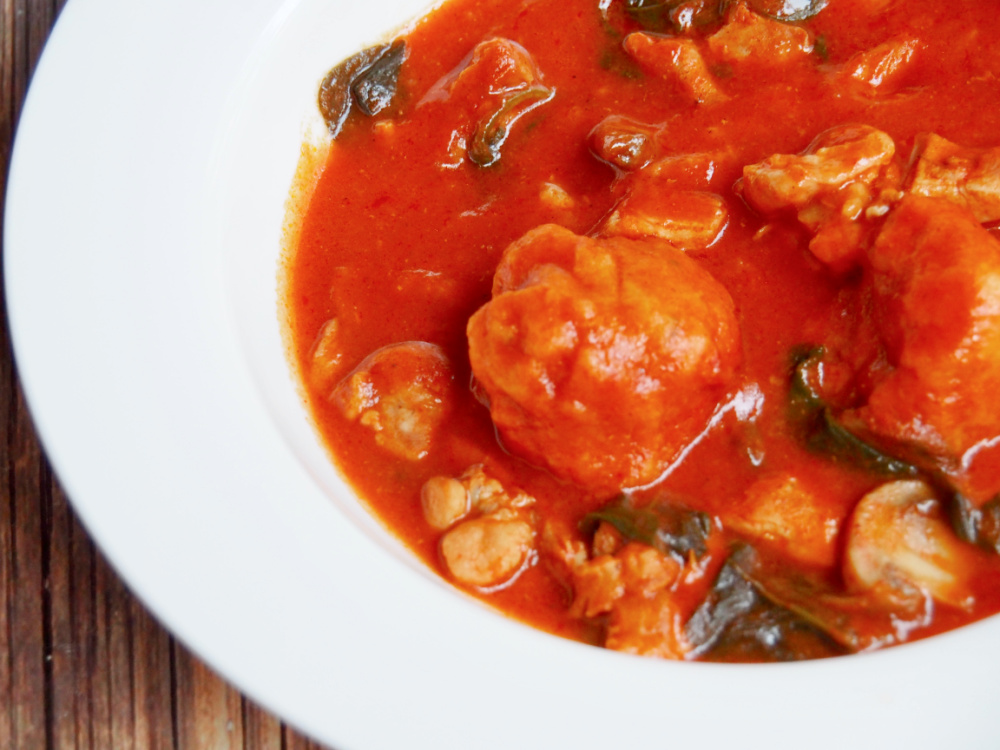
[605,589,688,659]
[602,187,728,248]
[332,341,454,460]
[623,33,725,105]
[440,516,535,588]
[741,124,901,271]
[905,133,1000,224]
[844,197,1000,503]
[467,224,742,492]
[840,37,922,98]
[423,465,537,589]
[601,150,730,247]
[707,2,814,63]
[541,519,689,659]
[727,473,842,568]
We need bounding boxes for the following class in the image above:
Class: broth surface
[286,0,1000,659]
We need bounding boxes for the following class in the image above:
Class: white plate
[7,0,1000,748]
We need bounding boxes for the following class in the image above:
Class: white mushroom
[844,480,975,610]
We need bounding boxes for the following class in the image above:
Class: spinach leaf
[600,0,723,34]
[686,546,845,661]
[582,495,712,561]
[788,346,919,478]
[318,40,407,137]
[468,85,555,167]
[694,544,928,655]
[951,493,1000,554]
[351,40,408,117]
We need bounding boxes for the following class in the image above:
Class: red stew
[285,0,1000,660]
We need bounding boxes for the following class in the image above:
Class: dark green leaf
[352,40,407,117]
[788,345,919,478]
[727,544,927,652]
[951,493,1000,554]
[813,34,829,62]
[317,40,407,137]
[468,85,555,167]
[582,495,712,561]
[686,546,845,661]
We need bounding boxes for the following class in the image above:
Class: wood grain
[0,1,331,748]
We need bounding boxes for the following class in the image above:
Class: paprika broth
[283,0,1000,661]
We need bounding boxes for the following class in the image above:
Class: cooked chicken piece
[603,152,732,245]
[591,520,625,557]
[623,33,725,105]
[841,36,922,97]
[742,124,901,271]
[604,589,689,659]
[589,115,660,172]
[422,464,535,530]
[707,2,813,63]
[440,515,535,588]
[541,519,694,659]
[743,125,895,214]
[467,224,742,492]
[844,480,975,610]
[727,473,842,568]
[846,196,1000,504]
[425,465,538,589]
[602,188,728,248]
[569,555,625,618]
[333,341,454,460]
[905,133,1000,224]
[420,476,469,531]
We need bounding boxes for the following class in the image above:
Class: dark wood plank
[173,651,245,750]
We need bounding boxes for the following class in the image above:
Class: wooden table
[0,2,329,747]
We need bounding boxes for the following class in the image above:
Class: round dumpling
[467,224,741,493]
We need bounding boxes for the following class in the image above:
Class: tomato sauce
[285,0,1000,659]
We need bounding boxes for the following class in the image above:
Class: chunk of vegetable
[318,41,407,137]
[588,115,660,171]
[352,40,407,116]
[841,36,922,98]
[601,188,728,248]
[728,473,842,567]
[582,495,713,563]
[469,86,555,167]
[439,38,555,168]
[685,549,844,661]
[690,544,931,655]
[788,346,919,478]
[844,480,976,610]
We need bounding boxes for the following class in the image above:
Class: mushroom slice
[844,480,975,610]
